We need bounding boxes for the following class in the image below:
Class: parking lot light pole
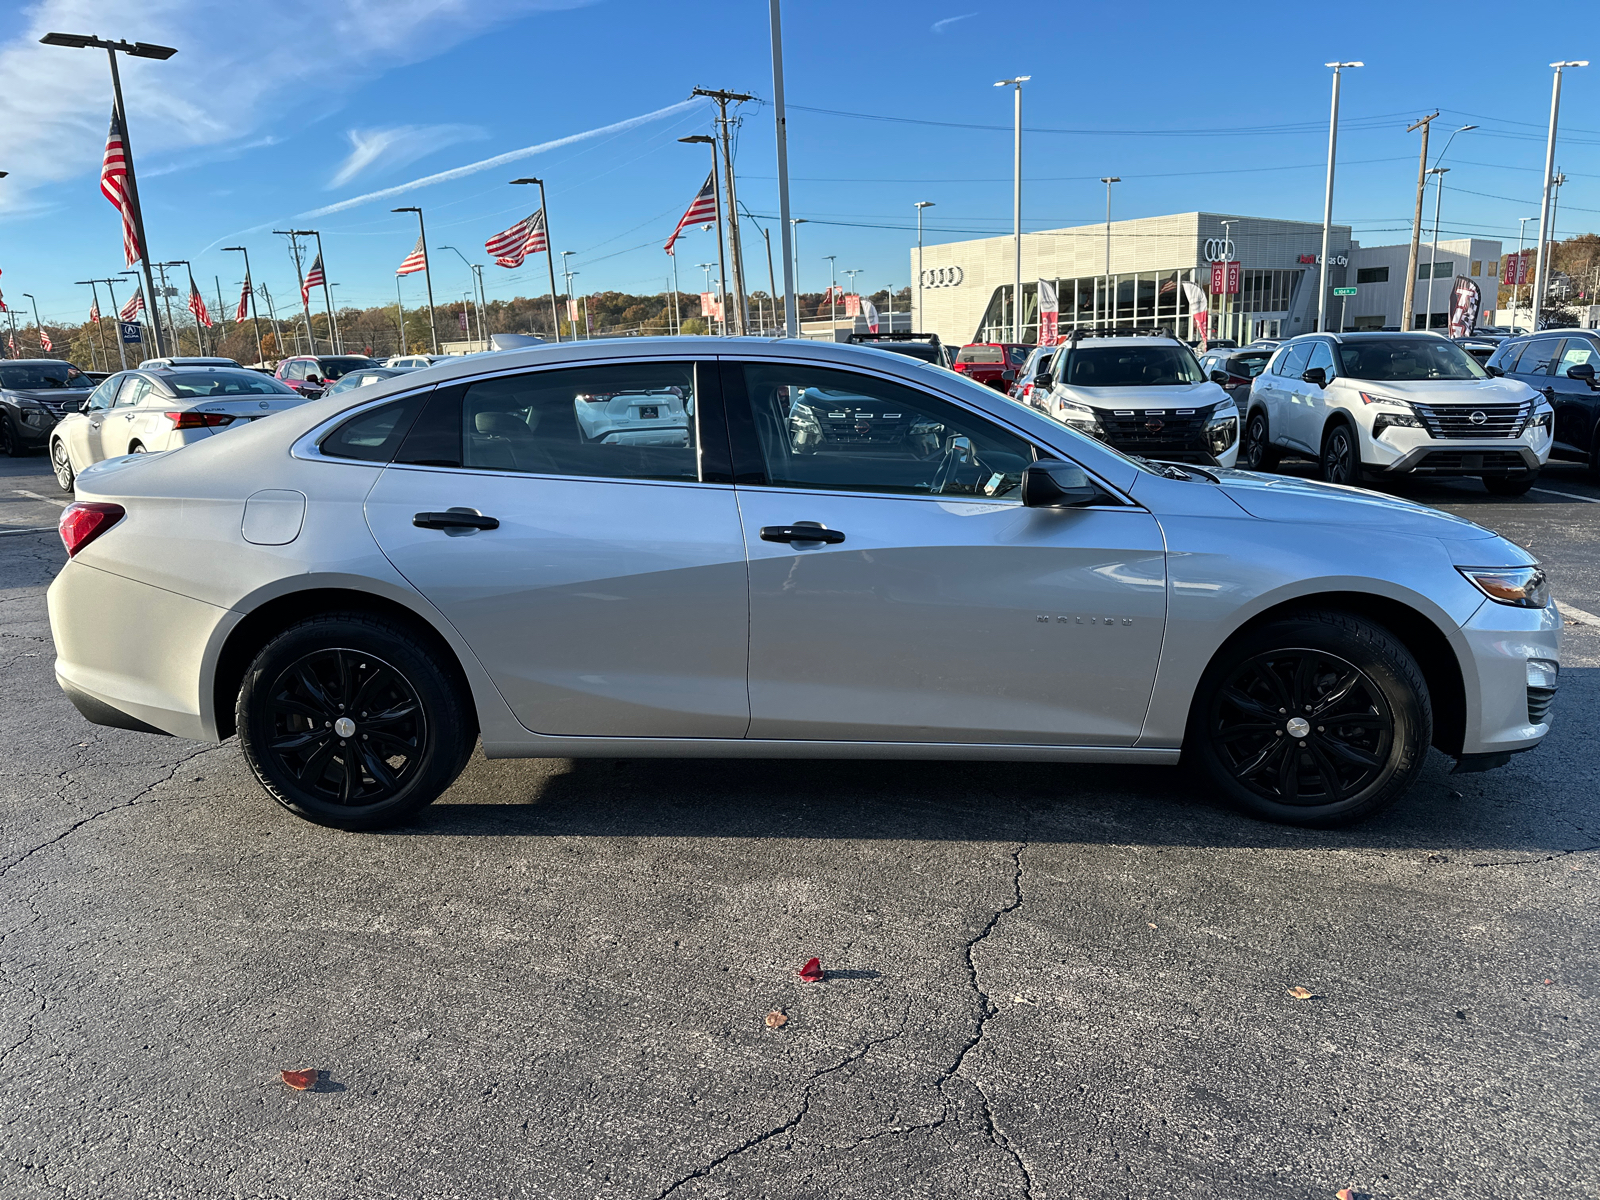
[914,202,935,332]
[1318,62,1362,333]
[1513,216,1536,319]
[510,178,562,343]
[995,76,1030,342]
[221,246,264,366]
[75,281,110,371]
[1532,61,1588,329]
[1423,167,1450,330]
[680,135,730,336]
[392,207,439,355]
[823,256,838,332]
[1099,177,1119,326]
[41,32,175,357]
[769,0,797,336]
[22,293,45,356]
[790,218,807,320]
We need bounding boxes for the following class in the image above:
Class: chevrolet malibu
[47,338,1559,831]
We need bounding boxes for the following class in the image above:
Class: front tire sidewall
[1189,612,1432,827]
[1321,423,1359,486]
[236,615,471,830]
[51,440,74,492]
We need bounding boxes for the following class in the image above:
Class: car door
[100,374,151,459]
[1289,340,1337,451]
[362,358,751,739]
[67,375,118,470]
[1261,342,1311,451]
[1550,337,1600,457]
[725,358,1168,746]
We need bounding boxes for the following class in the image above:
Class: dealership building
[909,211,1503,346]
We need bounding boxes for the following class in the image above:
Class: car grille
[1527,685,1556,725]
[23,396,76,417]
[1099,410,1208,453]
[1411,400,1531,439]
[1409,450,1528,474]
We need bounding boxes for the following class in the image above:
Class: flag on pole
[1037,278,1059,345]
[39,328,54,352]
[1180,281,1209,353]
[235,273,251,324]
[120,290,145,320]
[6,334,14,356]
[188,277,213,329]
[664,173,718,256]
[302,254,325,305]
[90,299,102,323]
[486,209,548,268]
[844,293,861,318]
[100,109,142,266]
[861,297,880,334]
[567,298,580,323]
[396,237,427,276]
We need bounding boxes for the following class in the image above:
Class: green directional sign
[1332,286,1358,296]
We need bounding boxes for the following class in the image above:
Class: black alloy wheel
[1320,423,1359,486]
[50,439,75,493]
[0,415,21,458]
[1240,409,1278,471]
[237,613,474,829]
[1190,611,1430,826]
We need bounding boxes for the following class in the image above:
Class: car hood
[1333,376,1539,404]
[3,388,90,406]
[1058,381,1231,410]
[1214,470,1501,540]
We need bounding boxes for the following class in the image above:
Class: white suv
[1242,332,1553,496]
[1037,331,1239,467]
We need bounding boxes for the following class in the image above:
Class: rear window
[317,356,382,380]
[320,394,428,462]
[1230,352,1272,378]
[956,346,1003,364]
[163,370,297,397]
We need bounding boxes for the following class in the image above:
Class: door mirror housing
[1484,364,1505,377]
[1032,371,1054,390]
[1022,459,1100,508]
[1301,366,1327,388]
[1209,369,1231,386]
[1566,362,1596,382]
[305,372,321,385]
[1001,368,1017,382]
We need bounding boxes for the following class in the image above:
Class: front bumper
[1456,597,1561,756]
[1364,421,1552,477]
[7,408,61,449]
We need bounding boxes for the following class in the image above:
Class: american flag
[396,236,428,277]
[235,274,251,324]
[301,253,325,305]
[90,299,101,322]
[486,209,548,269]
[664,173,717,256]
[101,109,142,266]
[120,290,144,321]
[188,278,213,328]
[39,328,54,353]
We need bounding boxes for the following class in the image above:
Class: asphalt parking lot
[2,452,1596,1200]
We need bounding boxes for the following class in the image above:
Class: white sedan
[49,366,309,492]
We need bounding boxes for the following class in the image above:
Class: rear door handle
[760,523,845,545]
[413,509,499,531]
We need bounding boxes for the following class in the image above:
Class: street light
[22,293,46,356]
[914,201,935,333]
[790,218,808,319]
[392,207,439,354]
[221,246,265,366]
[1532,61,1588,328]
[510,177,563,343]
[1317,62,1362,332]
[823,255,838,331]
[680,135,730,336]
[42,31,177,356]
[1099,177,1119,326]
[995,76,1030,342]
[438,245,487,346]
[1420,124,1475,330]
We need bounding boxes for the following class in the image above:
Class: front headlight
[1458,566,1549,608]
[1056,401,1105,440]
[1530,407,1553,432]
[1204,410,1237,453]
[1372,409,1423,439]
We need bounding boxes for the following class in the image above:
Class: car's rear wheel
[50,439,74,493]
[236,613,474,830]
[1189,610,1431,827]
[1239,408,1280,471]
[1320,422,1360,486]
[1483,473,1536,497]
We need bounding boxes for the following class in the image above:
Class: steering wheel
[931,435,976,495]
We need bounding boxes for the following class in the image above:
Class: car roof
[1067,336,1181,347]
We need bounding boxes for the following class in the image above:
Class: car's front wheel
[1320,422,1360,486]
[50,439,75,493]
[1239,408,1280,471]
[1189,610,1432,827]
[0,415,24,458]
[1483,473,1536,497]
[236,613,475,830]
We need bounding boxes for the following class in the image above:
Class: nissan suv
[1037,330,1239,467]
[1242,332,1552,494]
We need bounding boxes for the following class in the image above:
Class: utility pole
[392,208,439,354]
[273,230,317,355]
[99,277,128,369]
[1318,63,1362,332]
[292,229,339,353]
[996,76,1030,342]
[1401,111,1439,332]
[154,262,181,354]
[1100,177,1119,327]
[691,87,755,336]
[768,0,797,336]
[75,280,111,370]
[222,246,264,365]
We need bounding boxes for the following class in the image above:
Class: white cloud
[931,12,977,32]
[329,124,486,188]
[0,0,596,215]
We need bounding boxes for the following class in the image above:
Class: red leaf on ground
[281,1068,317,1091]
[798,957,824,983]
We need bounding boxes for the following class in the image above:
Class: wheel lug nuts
[1299,740,1306,747]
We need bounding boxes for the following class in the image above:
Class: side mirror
[1033,371,1054,390]
[1209,369,1231,386]
[1022,459,1100,508]
[1301,366,1327,388]
[1001,368,1017,382]
[1485,364,1505,377]
[305,373,321,384]
[1566,362,1596,381]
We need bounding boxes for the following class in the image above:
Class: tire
[50,439,75,493]
[0,415,23,458]
[128,442,146,454]
[235,612,475,830]
[1239,408,1280,471]
[1188,610,1432,828]
[1588,422,1600,483]
[1483,474,1535,497]
[1320,422,1360,486]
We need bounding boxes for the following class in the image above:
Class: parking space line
[1531,487,1600,504]
[12,489,68,508]
[0,525,57,536]
[1559,599,1600,626]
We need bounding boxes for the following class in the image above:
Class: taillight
[165,411,233,430]
[59,502,125,557]
[1229,374,1251,387]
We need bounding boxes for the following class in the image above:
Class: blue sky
[0,0,1595,328]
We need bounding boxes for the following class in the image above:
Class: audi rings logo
[1203,238,1236,263]
[920,266,964,288]
[1470,410,1487,424]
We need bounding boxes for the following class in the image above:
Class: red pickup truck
[952,342,1033,391]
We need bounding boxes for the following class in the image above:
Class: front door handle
[760,523,845,545]
[89,419,102,429]
[413,509,499,531]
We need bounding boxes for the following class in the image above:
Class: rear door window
[320,394,429,462]
[1516,338,1562,376]
[1275,343,1313,379]
[1556,339,1597,373]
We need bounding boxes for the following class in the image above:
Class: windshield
[163,370,298,397]
[318,356,381,380]
[1337,338,1487,381]
[1063,345,1204,387]
[0,362,89,389]
[956,345,1004,365]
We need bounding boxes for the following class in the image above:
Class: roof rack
[1065,325,1178,344]
[847,331,942,346]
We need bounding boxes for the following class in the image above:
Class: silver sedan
[46,338,1560,830]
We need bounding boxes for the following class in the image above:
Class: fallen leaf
[798,957,824,983]
[1147,922,1158,929]
[1335,1189,1354,1200]
[765,1009,788,1028]
[1543,979,1553,985]
[281,1068,317,1091]
[1287,986,1314,1000]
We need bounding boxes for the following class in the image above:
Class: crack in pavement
[1470,844,1599,867]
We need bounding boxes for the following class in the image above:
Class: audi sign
[1203,238,1235,263]
[920,266,964,288]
